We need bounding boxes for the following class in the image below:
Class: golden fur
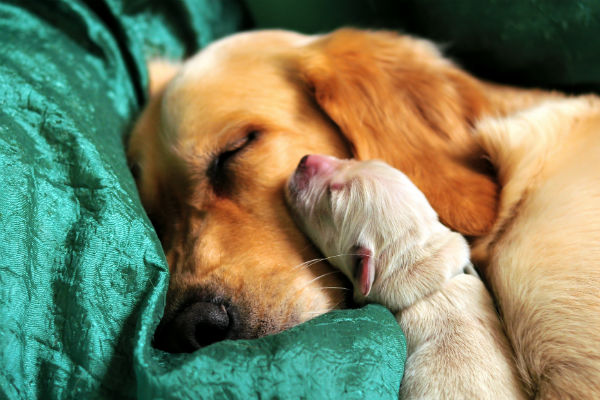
[128,29,600,397]
[471,97,600,399]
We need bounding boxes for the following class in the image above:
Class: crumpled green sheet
[0,0,406,398]
[137,306,405,399]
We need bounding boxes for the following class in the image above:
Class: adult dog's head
[128,29,510,352]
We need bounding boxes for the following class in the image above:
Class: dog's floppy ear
[128,60,181,215]
[147,60,181,97]
[353,247,374,297]
[298,29,499,236]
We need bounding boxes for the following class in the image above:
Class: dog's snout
[154,300,235,353]
[178,302,230,349]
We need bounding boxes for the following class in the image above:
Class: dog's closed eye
[207,130,259,195]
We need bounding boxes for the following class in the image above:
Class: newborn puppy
[285,155,525,400]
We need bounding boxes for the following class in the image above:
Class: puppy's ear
[354,247,374,297]
[298,29,499,236]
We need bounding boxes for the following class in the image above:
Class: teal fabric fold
[0,2,149,397]
[136,305,406,400]
[0,1,407,398]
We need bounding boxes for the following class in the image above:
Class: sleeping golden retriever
[127,29,600,398]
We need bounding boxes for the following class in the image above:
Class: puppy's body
[400,275,521,400]
[286,156,525,399]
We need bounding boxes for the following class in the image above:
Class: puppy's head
[286,155,453,305]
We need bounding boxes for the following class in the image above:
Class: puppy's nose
[297,154,336,178]
[154,301,233,353]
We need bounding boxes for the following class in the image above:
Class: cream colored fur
[471,97,600,399]
[286,157,526,399]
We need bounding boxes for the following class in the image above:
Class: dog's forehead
[159,31,317,153]
[173,30,309,87]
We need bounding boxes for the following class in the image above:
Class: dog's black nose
[154,301,233,353]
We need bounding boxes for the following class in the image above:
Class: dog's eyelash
[207,130,259,193]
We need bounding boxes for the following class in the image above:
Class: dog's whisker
[291,253,370,271]
[301,309,334,316]
[302,300,345,317]
[302,311,329,316]
[320,286,350,291]
[291,258,325,271]
[294,270,343,295]
[298,243,315,255]
[304,270,340,285]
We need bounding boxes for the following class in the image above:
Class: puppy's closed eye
[207,130,259,195]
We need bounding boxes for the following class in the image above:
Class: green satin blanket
[0,1,406,398]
